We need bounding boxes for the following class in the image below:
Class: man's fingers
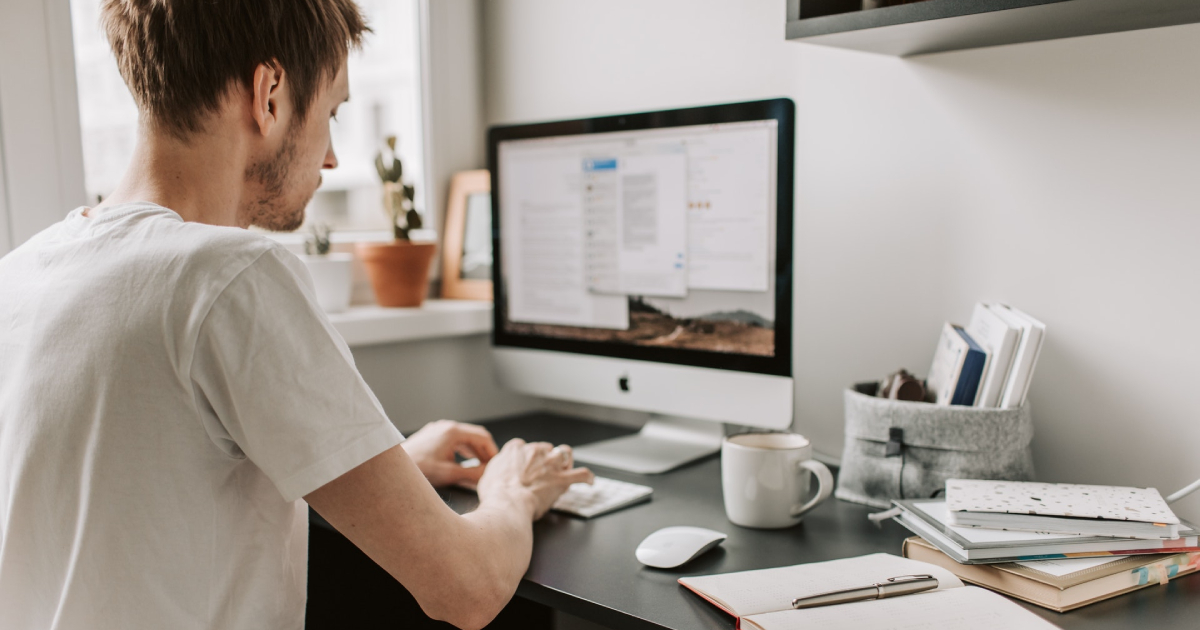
[451,423,500,461]
[548,445,573,469]
[456,462,487,485]
[559,467,594,486]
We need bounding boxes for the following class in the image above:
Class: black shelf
[786,0,1200,57]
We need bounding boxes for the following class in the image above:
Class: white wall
[483,0,1200,520]
[343,1,555,439]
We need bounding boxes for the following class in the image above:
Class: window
[68,0,426,235]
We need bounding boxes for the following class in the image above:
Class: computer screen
[490,100,793,378]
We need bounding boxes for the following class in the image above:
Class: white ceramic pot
[298,253,354,313]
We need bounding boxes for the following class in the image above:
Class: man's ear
[250,61,285,138]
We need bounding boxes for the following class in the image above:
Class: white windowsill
[327,299,493,348]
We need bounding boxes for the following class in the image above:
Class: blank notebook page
[743,587,1061,630]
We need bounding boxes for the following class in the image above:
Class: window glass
[69,0,425,233]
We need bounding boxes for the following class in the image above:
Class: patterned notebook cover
[946,479,1180,525]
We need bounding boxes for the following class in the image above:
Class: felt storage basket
[835,382,1035,509]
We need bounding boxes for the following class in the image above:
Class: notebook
[894,499,1200,564]
[946,479,1181,540]
[991,304,1045,409]
[904,536,1200,612]
[926,323,989,406]
[677,553,1061,630]
[966,303,1021,408]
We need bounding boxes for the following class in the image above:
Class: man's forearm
[306,445,539,630]
[386,488,537,629]
[458,497,538,613]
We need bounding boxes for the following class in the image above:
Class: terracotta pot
[356,241,437,307]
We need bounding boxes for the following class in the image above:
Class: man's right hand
[477,439,594,519]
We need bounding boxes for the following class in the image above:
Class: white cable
[1166,476,1200,504]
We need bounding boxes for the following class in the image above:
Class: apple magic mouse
[635,526,728,569]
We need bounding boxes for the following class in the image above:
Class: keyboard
[552,476,653,518]
[457,458,652,518]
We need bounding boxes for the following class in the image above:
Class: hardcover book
[904,536,1200,612]
[990,304,1045,408]
[926,322,988,406]
[966,303,1020,408]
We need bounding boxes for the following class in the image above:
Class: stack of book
[927,303,1044,408]
[893,479,1200,611]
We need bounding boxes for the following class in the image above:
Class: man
[0,1,591,629]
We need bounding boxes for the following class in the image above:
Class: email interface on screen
[498,120,778,358]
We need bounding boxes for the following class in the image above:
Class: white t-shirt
[0,203,403,629]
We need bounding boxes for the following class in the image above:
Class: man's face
[241,63,349,231]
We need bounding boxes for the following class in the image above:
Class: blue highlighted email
[583,158,618,171]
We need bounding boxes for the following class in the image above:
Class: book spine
[1132,552,1200,586]
[968,303,1019,408]
[927,322,967,405]
[951,327,987,406]
[996,305,1045,408]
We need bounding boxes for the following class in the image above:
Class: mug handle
[790,459,834,518]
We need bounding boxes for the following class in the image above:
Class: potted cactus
[298,223,354,313]
[356,136,437,307]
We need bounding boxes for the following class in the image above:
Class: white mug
[721,432,834,529]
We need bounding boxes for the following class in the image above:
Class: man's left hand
[401,419,500,487]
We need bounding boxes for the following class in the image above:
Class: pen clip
[882,574,935,585]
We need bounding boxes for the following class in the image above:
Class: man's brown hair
[101,0,369,139]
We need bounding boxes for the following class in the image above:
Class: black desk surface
[437,412,1200,630]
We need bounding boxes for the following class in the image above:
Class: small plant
[374,135,423,241]
[304,223,332,256]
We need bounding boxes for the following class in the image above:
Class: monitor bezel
[487,98,794,378]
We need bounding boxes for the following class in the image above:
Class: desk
[444,412,1200,630]
[307,410,1200,624]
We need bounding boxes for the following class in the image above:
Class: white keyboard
[552,476,653,519]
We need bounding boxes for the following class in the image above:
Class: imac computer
[488,98,794,474]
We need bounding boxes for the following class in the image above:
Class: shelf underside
[788,0,1200,57]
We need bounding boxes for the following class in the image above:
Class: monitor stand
[571,415,725,474]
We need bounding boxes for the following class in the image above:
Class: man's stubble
[243,130,310,232]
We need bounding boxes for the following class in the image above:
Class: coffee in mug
[721,432,833,529]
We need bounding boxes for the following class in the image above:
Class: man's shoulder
[169,223,318,314]
[171,221,295,278]
[104,210,310,310]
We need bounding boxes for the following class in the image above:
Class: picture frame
[440,169,493,300]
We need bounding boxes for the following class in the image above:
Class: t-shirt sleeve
[190,247,403,502]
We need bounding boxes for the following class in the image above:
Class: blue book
[950,326,988,406]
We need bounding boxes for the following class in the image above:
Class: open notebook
[678,554,1060,630]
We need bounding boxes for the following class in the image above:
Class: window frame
[2,0,458,266]
[0,0,87,256]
